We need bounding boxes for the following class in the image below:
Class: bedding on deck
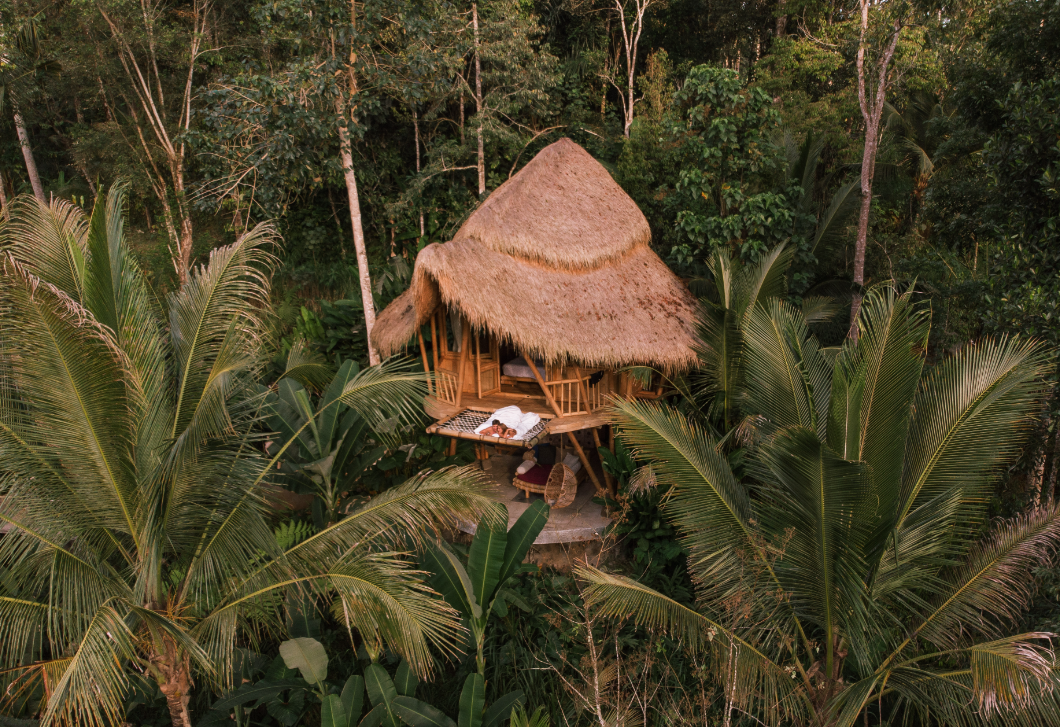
[473,405,542,439]
[502,356,547,380]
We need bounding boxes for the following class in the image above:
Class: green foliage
[583,285,1057,726]
[424,502,549,676]
[668,65,798,269]
[0,187,499,726]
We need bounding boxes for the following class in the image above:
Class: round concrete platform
[460,455,612,544]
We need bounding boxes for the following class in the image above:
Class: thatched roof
[372,138,699,372]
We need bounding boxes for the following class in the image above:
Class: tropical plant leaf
[392,696,457,727]
[394,659,419,697]
[457,673,485,727]
[323,694,350,727]
[467,512,507,610]
[279,637,328,687]
[481,690,525,727]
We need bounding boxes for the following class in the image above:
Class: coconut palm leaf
[578,565,809,724]
[279,339,333,391]
[889,506,1060,655]
[167,223,278,443]
[742,299,832,438]
[1,196,88,300]
[893,336,1050,547]
[607,398,785,609]
[839,286,929,546]
[756,426,875,672]
[38,601,136,727]
[0,257,139,542]
[811,180,860,255]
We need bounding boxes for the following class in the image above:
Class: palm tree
[581,286,1060,726]
[0,187,498,727]
[692,243,835,431]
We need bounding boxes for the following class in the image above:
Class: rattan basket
[544,464,578,508]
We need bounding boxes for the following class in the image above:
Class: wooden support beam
[520,349,563,418]
[430,313,440,376]
[573,366,593,414]
[475,332,483,398]
[520,350,604,495]
[591,427,614,496]
[454,323,471,409]
[566,432,604,497]
[418,328,434,394]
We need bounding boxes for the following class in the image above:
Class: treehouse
[370,138,699,498]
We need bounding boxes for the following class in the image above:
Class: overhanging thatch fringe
[371,138,699,373]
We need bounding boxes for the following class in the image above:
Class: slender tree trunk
[12,103,44,201]
[850,3,902,341]
[414,108,424,236]
[153,638,193,727]
[338,115,380,366]
[776,0,788,36]
[0,172,9,221]
[171,164,194,284]
[459,87,465,145]
[473,2,485,196]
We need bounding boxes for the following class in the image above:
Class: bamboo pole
[418,328,434,394]
[475,332,483,398]
[573,366,593,414]
[591,427,614,496]
[520,350,604,495]
[520,349,562,417]
[430,313,440,375]
[454,323,471,409]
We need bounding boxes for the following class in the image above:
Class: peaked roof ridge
[453,138,650,271]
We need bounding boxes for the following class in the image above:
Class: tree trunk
[776,0,788,36]
[473,3,485,196]
[339,0,380,365]
[171,165,194,286]
[12,104,44,202]
[338,118,380,366]
[153,638,193,727]
[0,172,9,221]
[850,3,902,341]
[414,108,424,236]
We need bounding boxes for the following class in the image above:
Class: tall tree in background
[850,0,905,339]
[93,0,214,285]
[0,12,57,201]
[335,0,380,364]
[606,0,658,138]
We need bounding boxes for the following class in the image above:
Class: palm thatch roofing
[372,138,700,372]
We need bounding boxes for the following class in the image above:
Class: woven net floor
[435,409,549,443]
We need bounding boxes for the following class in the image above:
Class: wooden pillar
[573,366,593,414]
[521,350,604,496]
[454,323,471,408]
[591,427,614,496]
[418,329,434,394]
[520,349,562,416]
[430,312,440,375]
[475,332,483,398]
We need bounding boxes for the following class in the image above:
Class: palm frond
[842,285,930,546]
[894,336,1050,548]
[756,427,875,671]
[607,398,773,604]
[741,299,832,438]
[39,602,135,727]
[167,222,278,441]
[1,195,88,301]
[800,296,840,325]
[811,180,860,254]
[0,255,139,542]
[891,506,1060,656]
[279,339,333,390]
[328,553,465,679]
[578,566,809,724]
[735,242,792,319]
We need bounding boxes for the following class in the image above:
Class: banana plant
[200,637,365,727]
[265,359,386,525]
[392,672,524,727]
[424,501,550,677]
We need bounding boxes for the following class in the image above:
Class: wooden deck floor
[424,393,610,433]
